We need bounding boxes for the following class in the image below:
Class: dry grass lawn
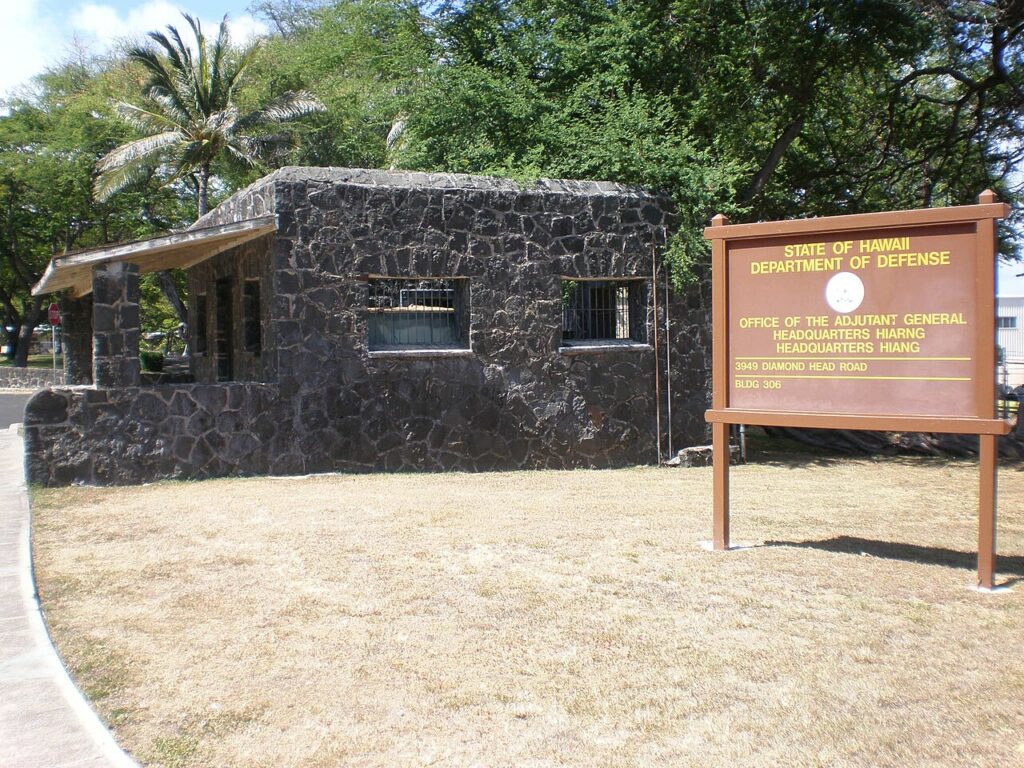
[31,448,1024,768]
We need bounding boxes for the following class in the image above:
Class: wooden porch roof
[31,216,277,298]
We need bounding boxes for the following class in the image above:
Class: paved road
[0,393,30,429]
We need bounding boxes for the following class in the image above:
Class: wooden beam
[703,201,1011,241]
[54,216,276,268]
[705,408,1013,436]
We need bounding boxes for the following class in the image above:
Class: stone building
[25,167,710,485]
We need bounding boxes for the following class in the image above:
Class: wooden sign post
[705,192,1011,589]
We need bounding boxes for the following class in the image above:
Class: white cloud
[69,1,268,52]
[0,1,269,98]
[0,0,62,99]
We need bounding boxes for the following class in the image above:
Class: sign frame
[704,191,1011,589]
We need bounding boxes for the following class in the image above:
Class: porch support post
[92,262,140,388]
[60,293,93,385]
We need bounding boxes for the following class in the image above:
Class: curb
[10,428,142,768]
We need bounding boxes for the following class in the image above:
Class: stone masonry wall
[24,383,294,485]
[0,367,63,391]
[26,168,712,485]
[60,294,93,385]
[256,168,708,473]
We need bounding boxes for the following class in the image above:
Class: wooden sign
[704,192,1011,589]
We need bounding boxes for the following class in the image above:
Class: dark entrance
[215,277,234,381]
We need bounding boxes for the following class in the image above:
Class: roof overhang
[32,216,277,297]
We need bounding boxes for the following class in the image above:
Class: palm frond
[114,102,184,135]
[148,93,192,128]
[238,133,296,162]
[225,142,261,167]
[179,15,209,115]
[206,106,239,136]
[144,31,189,91]
[95,131,184,175]
[210,15,230,108]
[151,22,200,117]
[93,159,155,203]
[128,45,196,124]
[238,91,325,129]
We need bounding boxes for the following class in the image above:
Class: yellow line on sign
[733,375,972,381]
[733,356,971,361]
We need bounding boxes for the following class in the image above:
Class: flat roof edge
[265,166,666,199]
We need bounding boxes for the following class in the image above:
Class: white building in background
[997,295,1024,388]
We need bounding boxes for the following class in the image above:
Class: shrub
[139,350,164,372]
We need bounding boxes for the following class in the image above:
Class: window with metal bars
[561,279,647,344]
[367,277,469,350]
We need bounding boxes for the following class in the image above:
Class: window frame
[997,315,1017,330]
[242,278,262,355]
[366,276,472,355]
[559,276,651,351]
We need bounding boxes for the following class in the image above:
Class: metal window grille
[243,279,261,354]
[562,279,645,343]
[367,278,467,350]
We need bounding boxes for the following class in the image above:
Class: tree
[94,13,325,217]
[394,0,1019,282]
[885,0,1024,251]
[0,56,189,365]
[244,0,434,169]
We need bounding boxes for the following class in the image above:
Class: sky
[999,261,1024,297]
[0,0,267,100]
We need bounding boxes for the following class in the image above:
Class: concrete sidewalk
[0,428,139,768]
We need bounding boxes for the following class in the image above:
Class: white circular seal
[825,271,865,313]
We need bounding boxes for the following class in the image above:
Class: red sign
[48,302,60,326]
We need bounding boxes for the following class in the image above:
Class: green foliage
[0,55,191,360]
[139,350,165,372]
[392,0,1020,281]
[0,0,1019,344]
[140,271,185,335]
[95,13,325,216]
[243,0,433,168]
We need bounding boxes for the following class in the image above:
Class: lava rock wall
[26,168,711,485]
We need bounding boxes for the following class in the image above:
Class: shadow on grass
[742,426,1024,471]
[764,535,1024,587]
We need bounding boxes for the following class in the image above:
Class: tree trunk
[14,296,43,368]
[737,114,807,206]
[3,323,18,361]
[156,270,189,330]
[197,163,210,217]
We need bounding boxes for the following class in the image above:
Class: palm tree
[95,13,324,216]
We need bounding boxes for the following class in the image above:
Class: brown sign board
[727,223,981,418]
[704,192,1011,589]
